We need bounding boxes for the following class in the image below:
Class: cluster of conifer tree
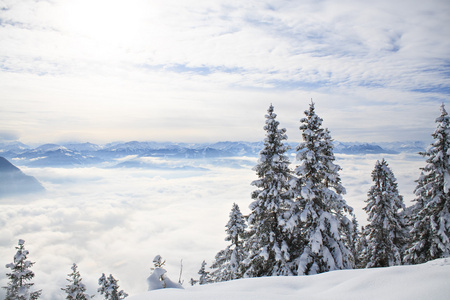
[197,102,450,283]
[2,239,128,299]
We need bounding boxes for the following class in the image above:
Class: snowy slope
[129,258,450,300]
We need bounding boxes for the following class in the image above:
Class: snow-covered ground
[130,258,450,300]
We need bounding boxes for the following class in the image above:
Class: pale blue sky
[0,0,449,144]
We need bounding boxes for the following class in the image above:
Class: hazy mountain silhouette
[0,156,45,197]
[0,141,426,168]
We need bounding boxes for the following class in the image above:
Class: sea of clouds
[0,153,425,299]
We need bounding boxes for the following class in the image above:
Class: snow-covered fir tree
[243,104,294,277]
[197,261,212,285]
[404,104,450,264]
[211,203,247,282]
[61,263,92,299]
[3,239,42,300]
[363,159,407,267]
[291,101,353,275]
[98,274,128,300]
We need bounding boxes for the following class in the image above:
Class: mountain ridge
[0,156,45,197]
[0,140,427,168]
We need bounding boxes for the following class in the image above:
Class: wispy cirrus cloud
[0,0,449,143]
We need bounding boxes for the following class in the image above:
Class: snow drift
[129,258,450,300]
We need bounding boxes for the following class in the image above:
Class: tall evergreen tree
[363,159,406,267]
[211,203,247,282]
[61,263,92,300]
[3,239,42,300]
[243,104,294,277]
[98,274,128,300]
[404,104,450,264]
[291,102,353,275]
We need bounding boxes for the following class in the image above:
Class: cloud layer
[0,153,425,298]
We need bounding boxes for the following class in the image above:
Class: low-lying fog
[0,153,424,299]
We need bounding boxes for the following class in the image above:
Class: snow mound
[147,267,183,291]
[128,258,450,300]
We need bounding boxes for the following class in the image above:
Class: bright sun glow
[61,0,148,46]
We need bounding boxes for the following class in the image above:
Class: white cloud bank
[0,163,255,299]
[0,153,426,299]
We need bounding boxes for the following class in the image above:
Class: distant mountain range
[0,140,427,168]
[0,156,45,197]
